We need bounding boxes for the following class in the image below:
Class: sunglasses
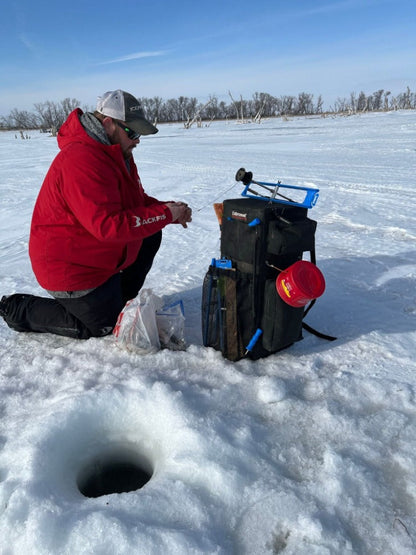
[115,121,141,141]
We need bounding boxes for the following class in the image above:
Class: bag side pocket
[261,279,304,352]
[267,218,317,255]
[202,267,223,351]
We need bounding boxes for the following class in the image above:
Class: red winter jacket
[29,109,172,291]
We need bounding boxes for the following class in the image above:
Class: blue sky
[1,0,415,115]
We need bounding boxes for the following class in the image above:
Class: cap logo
[129,105,141,112]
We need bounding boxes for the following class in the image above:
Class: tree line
[1,87,415,131]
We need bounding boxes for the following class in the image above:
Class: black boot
[0,293,85,336]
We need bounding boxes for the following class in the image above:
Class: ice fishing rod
[235,168,294,203]
[196,167,320,213]
[235,168,319,209]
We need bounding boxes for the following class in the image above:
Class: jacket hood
[57,109,106,151]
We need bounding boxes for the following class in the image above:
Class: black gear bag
[202,198,319,361]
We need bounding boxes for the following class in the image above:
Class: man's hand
[165,202,192,228]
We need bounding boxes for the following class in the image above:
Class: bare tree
[333,97,349,113]
[383,91,391,111]
[315,95,324,114]
[202,95,220,121]
[140,96,163,125]
[6,108,39,129]
[371,89,384,111]
[403,86,413,109]
[60,98,81,118]
[183,97,199,122]
[184,98,214,129]
[33,101,62,130]
[280,95,295,115]
[251,92,278,121]
[357,91,367,112]
[228,91,247,122]
[349,92,357,113]
[296,92,314,115]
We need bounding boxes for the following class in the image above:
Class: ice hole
[77,444,153,498]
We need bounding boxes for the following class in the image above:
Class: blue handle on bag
[245,328,263,353]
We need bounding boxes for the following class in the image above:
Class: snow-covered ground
[0,110,415,554]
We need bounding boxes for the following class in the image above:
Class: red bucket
[276,260,325,307]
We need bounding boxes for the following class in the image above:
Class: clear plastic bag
[113,289,186,354]
[156,300,186,351]
[113,289,162,354]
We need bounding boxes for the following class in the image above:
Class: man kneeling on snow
[0,89,192,338]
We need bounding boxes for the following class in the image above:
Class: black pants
[2,232,162,339]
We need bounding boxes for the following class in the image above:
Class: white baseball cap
[96,89,158,135]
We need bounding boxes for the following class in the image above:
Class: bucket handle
[265,261,286,273]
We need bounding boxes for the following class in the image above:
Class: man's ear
[101,116,116,136]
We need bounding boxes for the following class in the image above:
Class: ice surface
[0,111,415,553]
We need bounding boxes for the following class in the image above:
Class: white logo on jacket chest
[132,214,166,227]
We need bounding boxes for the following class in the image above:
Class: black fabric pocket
[261,279,304,352]
[202,266,224,352]
[221,219,259,270]
[267,218,316,255]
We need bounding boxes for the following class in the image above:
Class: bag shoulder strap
[302,247,337,342]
